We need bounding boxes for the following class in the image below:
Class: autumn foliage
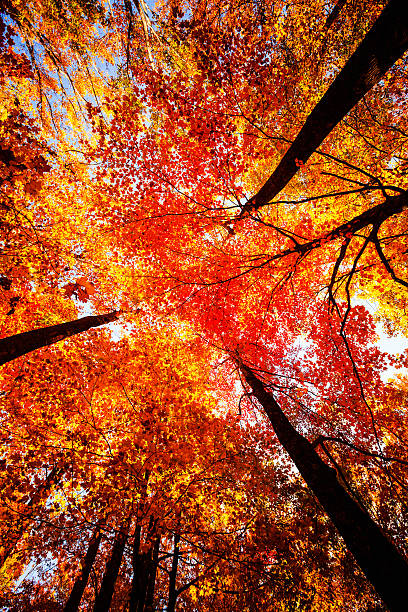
[0,0,408,610]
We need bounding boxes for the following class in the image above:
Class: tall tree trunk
[0,465,63,568]
[241,0,408,215]
[64,523,103,612]
[325,0,347,28]
[129,523,149,612]
[239,363,408,611]
[144,534,160,612]
[264,191,408,262]
[93,520,130,612]
[0,311,119,366]
[129,472,152,612]
[129,516,158,612]
[166,533,180,612]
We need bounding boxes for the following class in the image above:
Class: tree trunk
[129,515,159,612]
[267,190,408,262]
[311,190,408,241]
[325,0,347,28]
[241,0,408,215]
[145,534,160,612]
[93,521,130,612]
[64,523,103,612]
[0,311,120,366]
[129,472,152,612]
[129,524,149,612]
[0,465,63,568]
[166,533,180,612]
[239,363,408,611]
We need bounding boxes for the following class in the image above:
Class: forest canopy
[1,0,408,609]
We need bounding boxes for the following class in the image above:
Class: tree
[0,311,119,365]
[93,520,131,612]
[1,318,380,609]
[238,360,408,611]
[63,522,103,612]
[240,0,408,215]
[0,464,64,570]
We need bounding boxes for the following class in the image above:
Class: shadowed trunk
[240,362,408,611]
[129,517,158,612]
[145,534,160,612]
[325,0,347,28]
[0,311,119,366]
[166,533,180,612]
[93,521,130,612]
[64,523,103,612]
[129,523,149,612]
[265,190,408,262]
[129,472,152,612]
[241,0,408,215]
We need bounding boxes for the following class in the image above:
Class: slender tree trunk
[166,533,180,612]
[93,520,130,612]
[0,465,63,568]
[266,191,408,262]
[145,534,160,612]
[241,0,408,215]
[129,524,149,612]
[240,363,408,611]
[129,516,158,612]
[325,0,347,28]
[308,190,408,242]
[129,472,152,612]
[129,543,156,612]
[0,311,119,366]
[64,523,103,612]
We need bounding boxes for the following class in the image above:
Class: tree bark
[239,362,408,611]
[313,190,408,240]
[265,190,408,263]
[241,0,408,215]
[93,521,130,612]
[129,524,149,612]
[0,311,119,366]
[64,523,103,612]
[129,472,152,612]
[325,0,348,28]
[166,533,180,612]
[129,516,159,612]
[145,534,160,612]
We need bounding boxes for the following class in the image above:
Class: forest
[0,0,408,609]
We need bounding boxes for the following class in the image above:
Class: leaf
[62,282,75,298]
[75,277,96,295]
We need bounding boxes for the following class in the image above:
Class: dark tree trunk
[0,311,119,366]
[166,533,180,612]
[325,0,348,28]
[93,521,130,612]
[240,363,408,611]
[129,472,152,612]
[267,190,408,262]
[64,523,103,612]
[313,190,408,240]
[241,0,408,215]
[129,516,159,612]
[0,465,63,568]
[129,524,149,612]
[145,534,160,612]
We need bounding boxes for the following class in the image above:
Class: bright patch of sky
[358,298,408,382]
[376,328,408,382]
